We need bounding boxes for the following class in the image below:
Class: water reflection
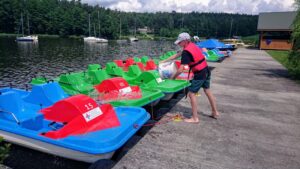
[0,37,178,88]
[17,41,39,50]
[84,41,108,54]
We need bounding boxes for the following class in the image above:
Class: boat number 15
[84,103,94,111]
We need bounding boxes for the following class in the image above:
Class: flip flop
[209,115,218,120]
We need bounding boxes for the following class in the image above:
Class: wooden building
[257,11,297,50]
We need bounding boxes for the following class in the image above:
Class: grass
[0,137,10,164]
[0,33,18,37]
[266,50,300,84]
[266,50,290,68]
[38,34,60,38]
[0,33,61,38]
[242,34,259,46]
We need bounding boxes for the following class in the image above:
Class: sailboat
[117,15,127,43]
[96,11,108,43]
[129,36,138,42]
[129,17,138,42]
[84,14,98,42]
[16,13,38,42]
[84,13,108,43]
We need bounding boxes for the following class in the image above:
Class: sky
[81,0,296,14]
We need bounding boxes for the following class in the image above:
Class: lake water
[0,37,178,88]
[0,37,181,169]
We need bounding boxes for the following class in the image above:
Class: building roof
[257,11,298,31]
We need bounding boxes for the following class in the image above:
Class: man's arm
[171,64,186,79]
[160,51,182,63]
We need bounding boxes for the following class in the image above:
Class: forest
[0,0,258,39]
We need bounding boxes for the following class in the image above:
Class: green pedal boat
[31,64,164,107]
[105,62,190,100]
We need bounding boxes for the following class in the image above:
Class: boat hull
[16,36,38,42]
[0,86,150,163]
[0,130,114,163]
[84,37,108,43]
[129,37,138,42]
[96,39,108,43]
[0,106,149,163]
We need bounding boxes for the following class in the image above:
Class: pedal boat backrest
[40,94,120,139]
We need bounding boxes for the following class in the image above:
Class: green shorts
[188,73,211,93]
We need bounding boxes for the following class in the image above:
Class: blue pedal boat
[0,82,150,163]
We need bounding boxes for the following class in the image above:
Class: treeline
[0,0,258,39]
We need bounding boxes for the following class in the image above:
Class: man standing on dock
[160,32,219,123]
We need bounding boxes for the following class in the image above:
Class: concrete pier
[113,48,300,169]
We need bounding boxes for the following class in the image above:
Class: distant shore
[0,33,177,41]
[0,33,259,46]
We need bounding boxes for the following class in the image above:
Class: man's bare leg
[204,88,220,118]
[184,92,200,123]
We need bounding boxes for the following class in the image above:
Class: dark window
[262,31,291,40]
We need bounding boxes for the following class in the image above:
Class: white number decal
[84,103,94,110]
[82,107,103,122]
[156,78,163,83]
[119,86,132,94]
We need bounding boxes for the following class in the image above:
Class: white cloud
[81,0,296,14]
[108,0,142,12]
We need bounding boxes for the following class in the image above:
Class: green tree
[287,0,300,78]
[0,0,258,39]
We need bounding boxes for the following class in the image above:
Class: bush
[0,137,10,164]
[287,51,300,78]
[288,1,300,79]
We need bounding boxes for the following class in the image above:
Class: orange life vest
[184,42,208,73]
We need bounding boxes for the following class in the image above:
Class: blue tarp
[196,39,233,50]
